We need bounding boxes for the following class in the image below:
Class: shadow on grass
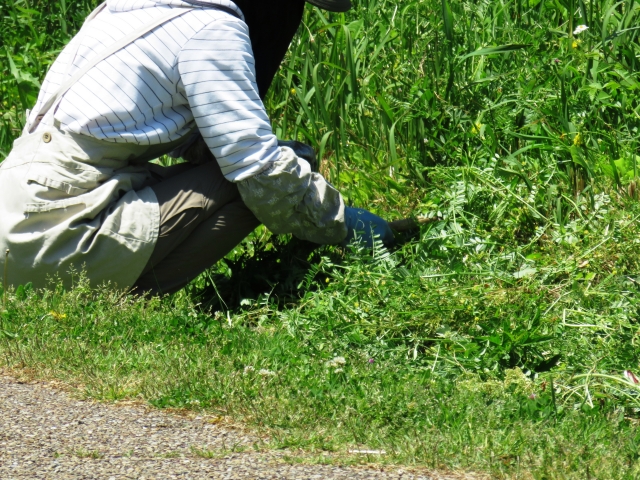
[188,227,421,313]
[188,236,327,312]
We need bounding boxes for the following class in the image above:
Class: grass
[72,448,105,460]
[3,0,640,478]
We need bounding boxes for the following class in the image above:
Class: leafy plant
[3,0,640,477]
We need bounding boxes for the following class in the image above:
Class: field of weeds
[3,0,640,478]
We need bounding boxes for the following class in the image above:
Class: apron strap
[85,1,109,23]
[28,6,193,134]
[62,3,110,81]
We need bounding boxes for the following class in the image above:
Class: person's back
[31,0,278,180]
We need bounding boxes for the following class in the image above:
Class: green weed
[3,0,640,478]
[72,448,104,459]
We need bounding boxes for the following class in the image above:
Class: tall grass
[261,0,640,212]
[0,0,96,153]
[4,0,640,203]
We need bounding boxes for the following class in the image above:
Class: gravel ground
[0,374,486,479]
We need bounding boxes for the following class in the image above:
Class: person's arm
[177,15,346,244]
[236,145,347,244]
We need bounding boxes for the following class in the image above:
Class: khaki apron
[0,5,193,289]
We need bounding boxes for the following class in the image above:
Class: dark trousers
[133,159,260,295]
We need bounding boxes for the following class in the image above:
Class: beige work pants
[133,159,260,295]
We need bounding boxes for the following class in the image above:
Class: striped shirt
[29,0,281,181]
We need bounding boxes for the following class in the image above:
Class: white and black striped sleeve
[177,16,280,182]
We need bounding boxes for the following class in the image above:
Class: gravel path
[0,374,485,479]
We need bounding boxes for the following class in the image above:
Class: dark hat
[306,0,352,12]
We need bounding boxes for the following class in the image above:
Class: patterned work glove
[341,207,395,248]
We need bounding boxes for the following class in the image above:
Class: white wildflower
[573,25,588,35]
[243,365,255,375]
[326,356,347,368]
[259,369,276,377]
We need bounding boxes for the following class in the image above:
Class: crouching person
[0,0,393,295]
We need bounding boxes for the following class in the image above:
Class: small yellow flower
[471,121,483,135]
[572,40,581,49]
[49,311,67,320]
[573,132,582,146]
[290,88,297,95]
[325,277,330,283]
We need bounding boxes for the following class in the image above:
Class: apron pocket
[27,162,106,193]
[24,163,98,212]
[24,198,86,213]
[28,174,89,196]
